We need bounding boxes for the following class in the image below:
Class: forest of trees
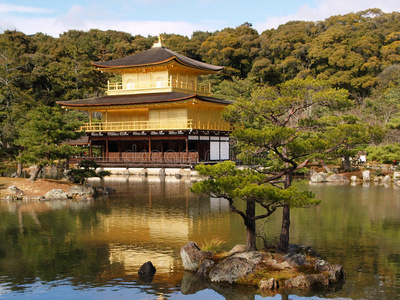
[1,8,400,168]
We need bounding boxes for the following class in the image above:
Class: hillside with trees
[1,8,400,167]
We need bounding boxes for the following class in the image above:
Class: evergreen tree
[191,161,319,251]
[0,30,35,173]
[192,77,379,252]
[68,159,111,184]
[15,106,84,181]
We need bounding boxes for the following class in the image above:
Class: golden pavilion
[57,37,232,167]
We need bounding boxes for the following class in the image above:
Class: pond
[0,177,399,299]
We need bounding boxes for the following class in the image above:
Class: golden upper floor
[93,37,223,97]
[106,69,212,96]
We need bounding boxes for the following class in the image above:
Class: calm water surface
[0,177,399,299]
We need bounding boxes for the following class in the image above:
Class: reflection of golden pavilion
[57,37,232,167]
[80,178,236,280]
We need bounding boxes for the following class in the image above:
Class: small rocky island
[2,184,115,202]
[181,242,345,293]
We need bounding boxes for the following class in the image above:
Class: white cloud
[81,19,217,37]
[0,3,53,14]
[0,3,221,37]
[3,0,399,37]
[56,5,87,28]
[254,0,400,32]
[0,15,219,37]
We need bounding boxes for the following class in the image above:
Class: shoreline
[0,177,74,198]
[1,165,398,199]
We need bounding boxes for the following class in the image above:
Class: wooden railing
[70,152,199,166]
[81,119,233,132]
[107,77,211,94]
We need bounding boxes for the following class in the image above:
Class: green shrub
[366,144,400,164]
[68,160,111,184]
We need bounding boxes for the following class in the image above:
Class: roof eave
[92,57,223,73]
[56,94,197,108]
[56,94,231,109]
[92,56,174,68]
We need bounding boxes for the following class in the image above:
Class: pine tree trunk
[278,171,292,253]
[320,159,332,173]
[30,165,43,182]
[277,205,290,253]
[16,162,23,178]
[246,200,257,251]
[343,156,351,171]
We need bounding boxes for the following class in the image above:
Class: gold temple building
[57,37,233,167]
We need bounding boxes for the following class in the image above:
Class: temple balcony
[106,77,211,96]
[69,153,200,168]
[80,119,233,132]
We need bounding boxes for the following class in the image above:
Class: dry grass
[200,237,226,253]
[0,177,74,197]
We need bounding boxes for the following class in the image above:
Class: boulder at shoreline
[326,174,350,183]
[44,189,69,200]
[310,172,327,183]
[180,241,213,272]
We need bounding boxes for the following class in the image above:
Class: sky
[0,0,399,37]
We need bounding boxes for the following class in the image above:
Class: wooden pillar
[105,137,109,160]
[197,138,200,162]
[207,106,210,129]
[89,136,93,157]
[148,137,151,163]
[178,139,182,162]
[197,106,200,128]
[89,110,92,128]
[105,110,108,131]
[161,139,164,163]
[186,137,189,163]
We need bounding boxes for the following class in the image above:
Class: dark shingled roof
[57,92,232,107]
[92,46,224,72]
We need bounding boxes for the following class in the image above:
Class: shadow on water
[180,271,346,300]
[181,271,258,300]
